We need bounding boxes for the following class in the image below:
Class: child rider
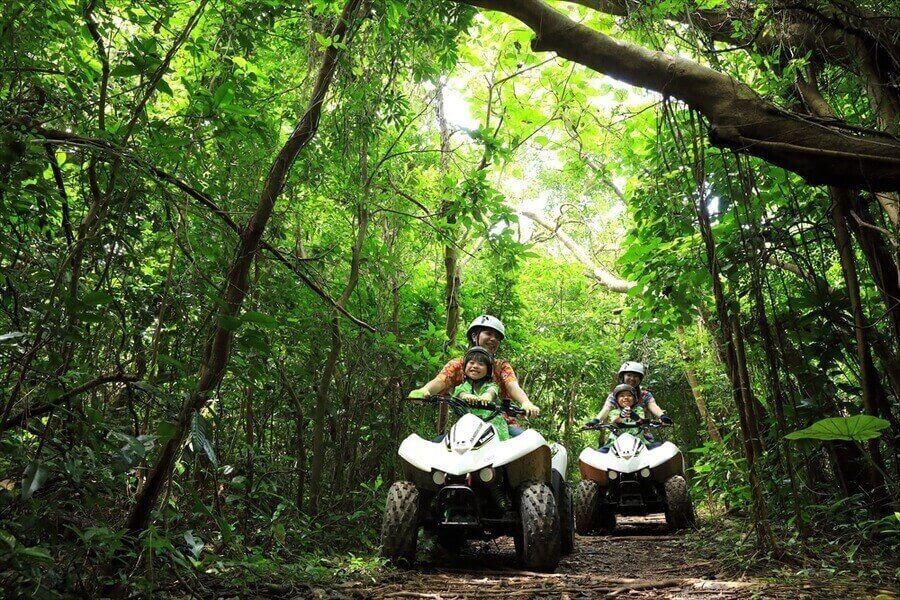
[453,346,523,440]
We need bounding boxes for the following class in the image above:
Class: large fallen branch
[563,0,900,81]
[452,0,900,191]
[519,209,634,292]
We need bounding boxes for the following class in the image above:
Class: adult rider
[408,315,540,433]
[586,361,672,428]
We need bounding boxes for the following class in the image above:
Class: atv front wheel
[516,482,561,571]
[381,481,420,565]
[664,475,695,531]
[559,482,575,554]
[574,480,599,535]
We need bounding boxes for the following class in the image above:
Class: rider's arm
[643,392,664,418]
[595,397,614,422]
[408,377,449,399]
[505,380,539,416]
[410,359,462,398]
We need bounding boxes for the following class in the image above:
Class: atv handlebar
[581,419,670,432]
[409,393,527,420]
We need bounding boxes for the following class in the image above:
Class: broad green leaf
[785,415,890,442]
[82,290,114,306]
[218,315,243,331]
[157,422,178,442]
[21,461,49,500]
[18,546,53,562]
[190,412,217,466]
[241,311,278,327]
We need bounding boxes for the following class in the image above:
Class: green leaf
[314,32,331,48]
[183,530,204,558]
[785,415,890,442]
[21,461,49,500]
[0,331,26,343]
[82,290,114,306]
[218,315,243,331]
[156,422,178,442]
[191,412,217,466]
[241,311,278,328]
[212,82,234,108]
[110,64,143,77]
[18,546,53,562]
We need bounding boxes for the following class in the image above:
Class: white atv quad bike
[381,394,573,571]
[575,420,695,533]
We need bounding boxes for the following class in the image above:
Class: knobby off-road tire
[517,482,561,571]
[381,481,420,565]
[664,475,696,531]
[574,480,599,535]
[558,482,575,554]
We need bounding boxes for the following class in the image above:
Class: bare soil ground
[320,515,894,599]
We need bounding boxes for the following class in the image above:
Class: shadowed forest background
[0,0,898,596]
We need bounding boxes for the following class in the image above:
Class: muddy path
[325,516,890,599]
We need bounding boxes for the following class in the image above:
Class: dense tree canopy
[0,0,897,595]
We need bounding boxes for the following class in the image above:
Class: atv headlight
[478,467,495,483]
[640,468,651,478]
[432,470,447,486]
[607,470,618,480]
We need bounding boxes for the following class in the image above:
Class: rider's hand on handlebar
[584,418,600,428]
[407,387,430,400]
[458,392,488,406]
[659,413,673,425]
[520,400,540,417]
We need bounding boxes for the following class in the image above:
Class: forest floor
[301,515,896,600]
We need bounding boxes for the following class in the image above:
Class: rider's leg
[432,434,446,443]
[507,426,524,437]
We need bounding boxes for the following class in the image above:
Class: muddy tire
[664,475,695,531]
[574,480,600,535]
[558,482,575,554]
[381,481,420,565]
[516,482,561,571]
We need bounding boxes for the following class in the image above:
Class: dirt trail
[327,516,887,599]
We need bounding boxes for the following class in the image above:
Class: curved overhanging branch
[451,0,900,191]
[519,209,635,292]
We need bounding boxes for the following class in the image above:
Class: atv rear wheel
[574,480,600,535]
[516,482,561,571]
[559,482,575,554]
[381,481,420,565]
[664,475,695,531]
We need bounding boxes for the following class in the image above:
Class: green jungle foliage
[0,0,897,596]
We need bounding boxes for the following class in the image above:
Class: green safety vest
[453,379,510,441]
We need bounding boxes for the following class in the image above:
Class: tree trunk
[436,85,459,435]
[309,164,370,514]
[676,328,721,443]
[119,0,362,545]
[831,191,891,516]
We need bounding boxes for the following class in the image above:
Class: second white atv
[575,420,695,533]
[381,394,573,571]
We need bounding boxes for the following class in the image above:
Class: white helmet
[466,315,506,342]
[617,361,645,380]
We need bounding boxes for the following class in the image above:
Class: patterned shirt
[438,357,518,399]
[605,389,656,409]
